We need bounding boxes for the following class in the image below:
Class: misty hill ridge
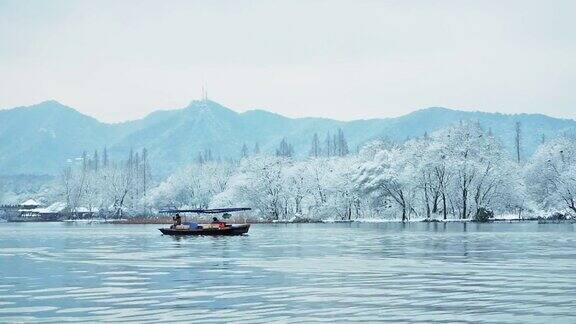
[0,100,575,175]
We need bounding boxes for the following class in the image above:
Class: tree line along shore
[1,122,575,223]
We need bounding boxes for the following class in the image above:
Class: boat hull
[159,224,250,236]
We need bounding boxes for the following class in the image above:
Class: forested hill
[1,100,575,175]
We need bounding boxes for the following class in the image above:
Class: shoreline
[3,216,572,225]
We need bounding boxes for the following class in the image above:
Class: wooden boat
[159,224,250,236]
[158,207,251,236]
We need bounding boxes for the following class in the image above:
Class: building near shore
[21,203,98,221]
[20,199,42,209]
[1,199,43,220]
[2,200,98,222]
[19,202,67,221]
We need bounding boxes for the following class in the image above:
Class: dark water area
[0,222,575,323]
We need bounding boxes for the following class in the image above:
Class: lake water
[0,222,575,323]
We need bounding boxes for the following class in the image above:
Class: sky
[0,0,575,123]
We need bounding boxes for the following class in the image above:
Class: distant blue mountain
[1,100,575,176]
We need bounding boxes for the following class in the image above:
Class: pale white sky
[0,0,575,122]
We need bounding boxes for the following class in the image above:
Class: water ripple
[0,222,575,323]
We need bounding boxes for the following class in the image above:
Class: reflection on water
[1,222,575,323]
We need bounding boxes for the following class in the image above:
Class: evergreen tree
[196,152,205,164]
[142,148,150,194]
[241,143,249,159]
[310,133,321,157]
[336,128,349,156]
[93,150,99,171]
[276,138,294,157]
[206,149,213,162]
[128,148,135,169]
[82,151,88,171]
[102,147,109,168]
[324,132,332,157]
[515,121,522,163]
[332,133,338,156]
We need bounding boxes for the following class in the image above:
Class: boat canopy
[159,208,251,214]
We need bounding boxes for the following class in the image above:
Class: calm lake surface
[0,222,575,323]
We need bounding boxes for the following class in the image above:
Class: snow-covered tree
[58,148,152,218]
[276,138,294,158]
[336,128,350,157]
[213,156,287,220]
[146,161,234,210]
[310,133,321,158]
[41,122,561,221]
[357,146,416,221]
[356,122,522,221]
[525,136,576,214]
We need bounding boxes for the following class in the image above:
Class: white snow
[16,122,576,222]
[20,199,41,207]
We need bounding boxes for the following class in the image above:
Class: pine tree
[515,121,521,163]
[241,143,249,159]
[102,147,109,168]
[128,148,135,169]
[336,128,349,156]
[134,152,140,170]
[82,151,88,171]
[206,149,213,162]
[253,142,260,155]
[93,150,99,171]
[310,133,321,157]
[324,132,332,157]
[142,148,149,195]
[196,152,205,164]
[332,133,338,156]
[276,138,293,157]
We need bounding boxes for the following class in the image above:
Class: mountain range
[1,100,575,176]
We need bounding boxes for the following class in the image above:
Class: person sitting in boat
[212,216,226,228]
[171,213,182,229]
